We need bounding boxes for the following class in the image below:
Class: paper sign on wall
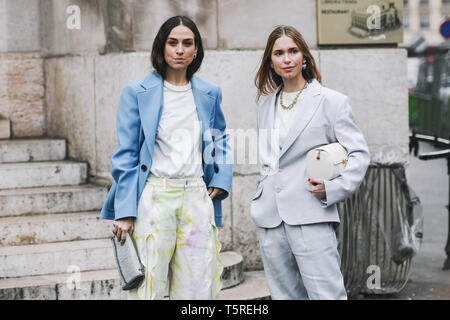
[317,0,403,45]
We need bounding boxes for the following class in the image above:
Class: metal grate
[337,163,423,296]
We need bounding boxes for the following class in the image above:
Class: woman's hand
[113,217,135,245]
[207,188,225,229]
[207,187,225,200]
[308,178,326,201]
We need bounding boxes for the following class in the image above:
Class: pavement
[358,140,450,300]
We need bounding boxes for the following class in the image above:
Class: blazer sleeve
[110,85,141,220]
[322,96,370,207]
[207,86,233,201]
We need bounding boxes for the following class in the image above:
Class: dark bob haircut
[151,16,204,81]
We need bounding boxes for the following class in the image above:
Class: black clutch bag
[111,233,145,290]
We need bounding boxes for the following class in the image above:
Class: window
[443,0,450,6]
[404,0,408,8]
[420,15,430,28]
[404,15,409,29]
[420,0,429,6]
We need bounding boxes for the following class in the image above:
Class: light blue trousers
[257,222,347,300]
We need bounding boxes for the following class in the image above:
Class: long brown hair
[254,25,321,101]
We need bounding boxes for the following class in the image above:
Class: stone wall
[0,0,409,269]
[37,0,318,56]
[0,53,45,137]
[0,0,40,52]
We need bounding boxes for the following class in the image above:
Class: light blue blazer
[100,71,232,227]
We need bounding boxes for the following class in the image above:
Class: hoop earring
[193,53,197,59]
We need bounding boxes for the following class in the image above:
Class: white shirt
[258,86,308,176]
[150,80,203,178]
[274,87,307,148]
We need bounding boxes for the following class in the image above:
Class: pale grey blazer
[250,78,370,228]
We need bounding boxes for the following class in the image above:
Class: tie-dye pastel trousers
[125,175,223,300]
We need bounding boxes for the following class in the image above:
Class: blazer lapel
[261,86,281,131]
[279,79,323,158]
[137,72,163,155]
[191,77,215,144]
[258,87,281,174]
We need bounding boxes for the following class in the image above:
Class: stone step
[0,269,120,299]
[0,161,87,189]
[0,237,244,289]
[218,271,270,300]
[0,118,10,139]
[0,139,66,163]
[0,239,114,278]
[0,211,112,246]
[220,251,244,289]
[0,270,268,300]
[220,251,244,290]
[0,184,108,217]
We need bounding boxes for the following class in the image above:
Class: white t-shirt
[150,80,203,178]
[274,87,308,148]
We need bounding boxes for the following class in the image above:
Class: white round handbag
[306,142,348,180]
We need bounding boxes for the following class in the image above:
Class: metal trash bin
[337,163,424,297]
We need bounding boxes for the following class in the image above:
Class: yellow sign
[317,0,403,45]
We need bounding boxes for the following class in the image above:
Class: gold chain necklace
[280,81,308,110]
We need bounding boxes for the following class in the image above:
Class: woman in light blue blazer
[252,26,370,300]
[100,16,232,300]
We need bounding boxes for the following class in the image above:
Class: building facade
[403,0,450,46]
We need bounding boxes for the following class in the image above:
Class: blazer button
[141,164,147,172]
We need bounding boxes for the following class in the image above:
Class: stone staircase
[0,138,270,300]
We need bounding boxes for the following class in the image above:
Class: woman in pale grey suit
[252,26,370,300]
